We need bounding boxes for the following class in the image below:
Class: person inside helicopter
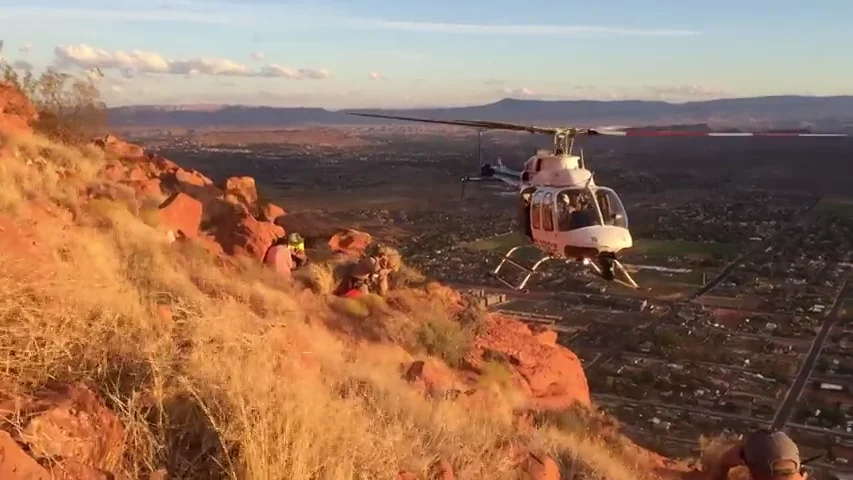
[557,190,598,231]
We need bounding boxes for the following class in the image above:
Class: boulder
[131,178,165,200]
[261,202,286,223]
[127,166,148,182]
[0,81,38,136]
[102,163,126,182]
[158,168,221,208]
[10,382,126,475]
[146,154,180,177]
[328,229,372,256]
[466,314,590,410]
[213,210,284,260]
[529,325,558,346]
[158,192,203,239]
[174,168,212,188]
[0,431,50,479]
[93,134,144,159]
[224,176,258,209]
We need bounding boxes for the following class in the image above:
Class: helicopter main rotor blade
[347,112,564,135]
[348,113,849,138]
[594,128,849,137]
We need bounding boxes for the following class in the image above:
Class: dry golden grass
[0,133,675,479]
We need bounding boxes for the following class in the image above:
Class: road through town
[771,279,850,430]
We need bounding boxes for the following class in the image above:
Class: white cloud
[642,84,730,99]
[368,72,387,80]
[249,51,265,60]
[500,87,537,97]
[324,17,700,37]
[53,44,330,79]
[12,59,33,71]
[18,43,32,53]
[257,64,331,79]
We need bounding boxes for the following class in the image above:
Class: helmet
[288,232,304,244]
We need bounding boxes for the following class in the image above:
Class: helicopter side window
[596,187,629,229]
[596,190,612,224]
[556,188,602,231]
[531,190,543,229]
[542,192,554,232]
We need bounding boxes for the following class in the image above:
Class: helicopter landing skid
[588,255,639,289]
[489,245,551,292]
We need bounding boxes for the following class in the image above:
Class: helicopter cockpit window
[531,190,543,229]
[556,188,602,231]
[542,192,554,232]
[595,187,629,229]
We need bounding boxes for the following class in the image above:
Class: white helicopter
[348,112,849,292]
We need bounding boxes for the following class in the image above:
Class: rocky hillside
[0,81,697,479]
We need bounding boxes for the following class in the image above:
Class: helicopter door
[595,187,629,229]
[530,190,544,232]
[519,187,536,239]
[540,191,557,243]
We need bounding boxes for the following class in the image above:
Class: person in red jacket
[264,237,295,280]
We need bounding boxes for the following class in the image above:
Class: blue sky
[1,0,851,108]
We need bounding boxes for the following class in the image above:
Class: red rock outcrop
[212,209,284,259]
[0,383,126,479]
[224,176,259,208]
[94,134,145,159]
[329,228,372,256]
[0,81,38,136]
[0,431,50,479]
[467,314,590,410]
[159,192,203,238]
[261,202,286,223]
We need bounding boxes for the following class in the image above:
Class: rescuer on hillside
[345,243,401,297]
[264,236,295,280]
[287,232,308,268]
[703,429,806,480]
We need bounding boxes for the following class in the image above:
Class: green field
[816,196,853,217]
[628,238,740,260]
[464,232,527,252]
[630,268,709,287]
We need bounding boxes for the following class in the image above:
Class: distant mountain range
[107,96,853,132]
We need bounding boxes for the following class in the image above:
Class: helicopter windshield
[555,188,602,231]
[594,187,629,229]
